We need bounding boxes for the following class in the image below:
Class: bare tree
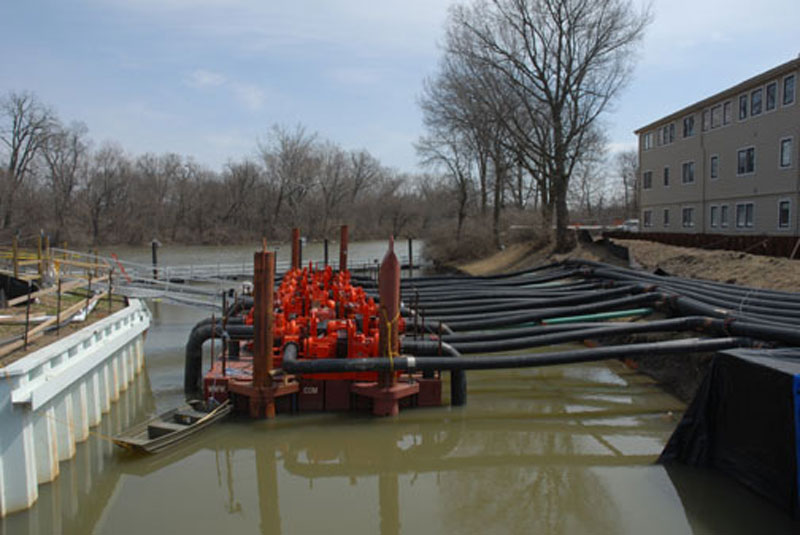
[82,143,130,244]
[615,149,638,218]
[0,91,56,229]
[348,149,381,203]
[258,124,319,230]
[448,0,650,251]
[221,159,261,230]
[41,121,89,243]
[416,128,475,241]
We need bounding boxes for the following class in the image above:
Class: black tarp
[0,273,38,302]
[659,348,800,517]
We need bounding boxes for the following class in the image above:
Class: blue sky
[2,0,799,173]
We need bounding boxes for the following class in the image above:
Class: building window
[721,205,729,228]
[766,82,777,111]
[778,200,791,229]
[780,137,793,168]
[643,132,654,151]
[643,210,653,228]
[663,166,670,186]
[681,161,695,184]
[643,170,652,189]
[710,205,719,228]
[711,105,721,128]
[737,147,755,175]
[710,155,719,179]
[739,94,748,120]
[659,123,674,145]
[784,74,796,106]
[683,115,695,137]
[663,208,670,227]
[682,207,695,228]
[723,101,732,125]
[751,88,763,116]
[702,109,710,131]
[736,202,754,229]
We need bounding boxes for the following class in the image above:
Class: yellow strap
[381,309,401,374]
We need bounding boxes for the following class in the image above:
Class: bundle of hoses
[185,260,800,400]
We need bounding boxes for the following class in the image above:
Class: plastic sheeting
[660,348,800,517]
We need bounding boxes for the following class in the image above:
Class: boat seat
[173,409,207,424]
[147,420,187,439]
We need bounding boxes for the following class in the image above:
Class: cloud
[184,69,266,111]
[231,83,266,111]
[186,69,226,88]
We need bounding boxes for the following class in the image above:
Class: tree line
[0,94,434,247]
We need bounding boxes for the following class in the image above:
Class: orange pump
[243,263,404,379]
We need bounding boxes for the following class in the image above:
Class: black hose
[440,292,663,331]
[282,337,755,373]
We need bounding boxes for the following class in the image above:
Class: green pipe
[542,307,653,325]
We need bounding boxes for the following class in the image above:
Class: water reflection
[4,298,800,534]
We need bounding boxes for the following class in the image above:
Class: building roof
[634,56,800,134]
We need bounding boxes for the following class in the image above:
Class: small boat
[113,399,232,454]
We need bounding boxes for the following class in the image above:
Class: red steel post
[378,236,400,387]
[339,225,349,272]
[253,250,274,389]
[291,228,300,270]
[265,250,275,375]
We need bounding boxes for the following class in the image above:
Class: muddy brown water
[2,244,799,534]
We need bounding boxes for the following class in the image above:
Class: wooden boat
[113,399,232,454]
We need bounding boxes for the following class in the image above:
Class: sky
[1,0,799,174]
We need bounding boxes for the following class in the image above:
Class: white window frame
[720,205,729,228]
[643,209,653,228]
[735,202,755,230]
[736,146,756,176]
[777,198,791,230]
[681,207,695,228]
[643,132,654,151]
[663,166,670,187]
[681,161,695,184]
[682,115,695,138]
[642,170,653,190]
[710,104,722,129]
[751,87,763,116]
[765,81,777,112]
[738,94,748,120]
[710,205,719,228]
[779,136,793,169]
[709,154,719,180]
[783,74,796,106]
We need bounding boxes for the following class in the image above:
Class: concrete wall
[0,299,151,517]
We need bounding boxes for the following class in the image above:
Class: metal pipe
[339,225,349,272]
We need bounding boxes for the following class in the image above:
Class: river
[2,242,798,534]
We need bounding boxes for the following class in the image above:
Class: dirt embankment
[459,237,800,292]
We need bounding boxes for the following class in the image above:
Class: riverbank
[458,237,800,292]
